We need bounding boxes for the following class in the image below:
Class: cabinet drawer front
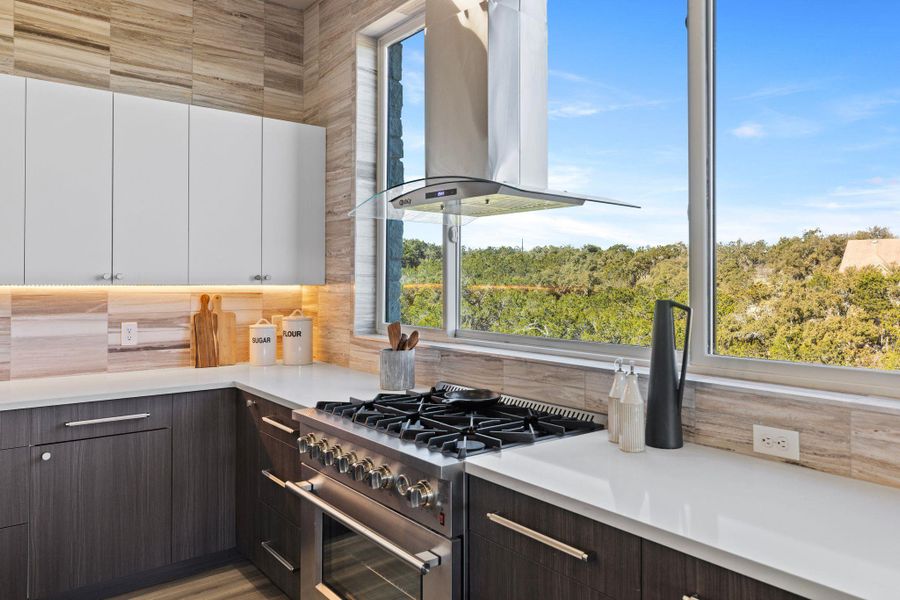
[0,524,28,600]
[0,448,28,528]
[470,532,605,600]
[642,541,806,600]
[468,476,641,600]
[259,433,303,525]
[31,395,172,444]
[243,392,299,446]
[256,501,301,600]
[0,410,30,450]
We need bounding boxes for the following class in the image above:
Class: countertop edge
[463,463,862,600]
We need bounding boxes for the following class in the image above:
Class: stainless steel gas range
[288,382,603,600]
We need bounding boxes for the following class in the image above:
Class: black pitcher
[645,300,692,449]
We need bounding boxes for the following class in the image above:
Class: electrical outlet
[753,424,800,461]
[121,322,138,347]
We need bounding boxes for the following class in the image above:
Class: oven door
[288,465,460,600]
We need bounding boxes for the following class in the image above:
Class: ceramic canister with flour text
[249,318,277,366]
[282,309,313,365]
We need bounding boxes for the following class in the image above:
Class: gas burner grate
[315,381,603,458]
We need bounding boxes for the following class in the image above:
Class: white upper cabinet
[0,75,25,285]
[189,106,263,285]
[262,119,326,285]
[25,79,113,285]
[113,94,189,284]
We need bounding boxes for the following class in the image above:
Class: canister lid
[283,309,312,322]
[250,318,276,329]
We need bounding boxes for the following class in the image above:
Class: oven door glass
[322,513,422,600]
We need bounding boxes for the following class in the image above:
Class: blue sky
[396,1,900,249]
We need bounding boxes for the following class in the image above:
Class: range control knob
[297,433,318,454]
[322,444,342,467]
[408,480,435,509]
[350,458,374,482]
[309,440,329,461]
[368,466,393,490]
[395,474,412,497]
[336,451,358,474]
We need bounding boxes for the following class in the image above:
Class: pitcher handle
[670,301,692,398]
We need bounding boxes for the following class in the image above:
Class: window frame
[372,1,900,398]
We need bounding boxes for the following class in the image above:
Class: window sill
[353,333,900,417]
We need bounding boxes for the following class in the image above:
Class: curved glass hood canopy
[350,176,641,225]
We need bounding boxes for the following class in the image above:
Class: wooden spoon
[387,321,402,351]
[398,333,409,351]
[406,330,420,351]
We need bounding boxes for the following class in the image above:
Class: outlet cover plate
[753,424,800,461]
[121,321,138,346]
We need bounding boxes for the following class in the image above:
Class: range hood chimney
[426,0,547,188]
[352,0,638,221]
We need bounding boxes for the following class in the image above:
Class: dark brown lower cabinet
[469,532,606,600]
[236,392,302,600]
[172,389,236,562]
[642,540,806,600]
[0,524,27,599]
[256,501,302,600]
[30,428,173,599]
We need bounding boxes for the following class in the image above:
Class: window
[458,2,688,348]
[713,0,900,371]
[380,24,442,329]
[374,1,899,392]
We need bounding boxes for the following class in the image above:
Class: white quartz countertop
[466,431,900,600]
[3,365,897,599]
[0,363,382,412]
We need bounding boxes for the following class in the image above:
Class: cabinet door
[642,540,805,600]
[30,429,172,598]
[469,532,604,600]
[0,525,27,600]
[0,75,25,285]
[189,105,262,284]
[262,119,325,284]
[172,390,236,562]
[113,93,189,284]
[25,78,113,284]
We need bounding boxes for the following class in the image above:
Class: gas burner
[315,382,603,458]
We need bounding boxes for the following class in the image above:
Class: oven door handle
[286,480,442,575]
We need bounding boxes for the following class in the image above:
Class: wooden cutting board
[212,294,237,366]
[192,294,219,368]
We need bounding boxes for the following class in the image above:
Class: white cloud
[401,68,424,106]
[830,90,900,122]
[548,98,667,119]
[548,101,600,118]
[730,112,821,140]
[733,80,824,101]
[731,122,766,138]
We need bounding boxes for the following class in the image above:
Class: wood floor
[112,561,287,600]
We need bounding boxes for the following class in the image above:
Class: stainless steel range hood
[353,0,639,222]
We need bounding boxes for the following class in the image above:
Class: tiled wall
[0,287,305,380]
[0,0,304,120]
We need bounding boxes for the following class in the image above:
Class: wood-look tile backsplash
[0,287,304,379]
[2,0,304,119]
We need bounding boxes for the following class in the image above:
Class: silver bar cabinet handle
[261,469,286,488]
[260,540,299,572]
[287,480,441,575]
[485,512,591,562]
[261,416,298,435]
[65,413,151,427]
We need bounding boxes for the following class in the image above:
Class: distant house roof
[839,239,900,273]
